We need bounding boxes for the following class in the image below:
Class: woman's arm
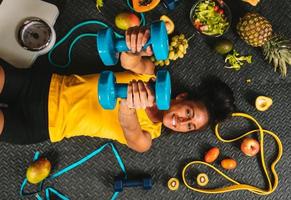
[120,27,155,75]
[118,80,155,153]
[119,102,152,153]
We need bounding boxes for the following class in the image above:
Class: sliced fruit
[214,39,233,55]
[167,178,179,191]
[242,0,260,6]
[115,12,140,30]
[197,173,209,186]
[221,158,237,170]
[204,147,220,163]
[132,0,160,13]
[26,158,51,184]
[160,15,175,34]
[255,96,273,111]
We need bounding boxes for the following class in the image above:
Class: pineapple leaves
[264,35,291,77]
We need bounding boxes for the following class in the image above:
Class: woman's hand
[120,26,155,75]
[126,80,155,109]
[118,93,153,153]
[125,26,153,56]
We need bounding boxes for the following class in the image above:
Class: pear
[255,96,273,111]
[26,158,51,184]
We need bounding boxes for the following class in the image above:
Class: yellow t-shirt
[48,71,162,144]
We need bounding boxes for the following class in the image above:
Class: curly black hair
[193,76,236,126]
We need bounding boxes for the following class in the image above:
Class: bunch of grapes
[151,34,189,67]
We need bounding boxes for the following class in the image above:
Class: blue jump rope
[20,142,126,200]
[48,0,146,68]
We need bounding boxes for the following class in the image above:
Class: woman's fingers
[127,81,134,108]
[145,82,155,107]
[125,27,151,54]
[137,27,146,52]
[126,80,155,109]
[130,27,139,53]
[125,28,133,50]
[141,29,150,47]
[132,80,142,108]
[140,46,153,56]
[137,81,148,109]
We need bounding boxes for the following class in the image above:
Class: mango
[160,15,175,34]
[26,158,51,184]
[115,12,140,30]
[221,158,237,170]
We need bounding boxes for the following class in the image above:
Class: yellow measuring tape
[182,112,283,195]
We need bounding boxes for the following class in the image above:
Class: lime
[214,39,233,55]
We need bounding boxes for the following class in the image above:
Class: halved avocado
[160,15,175,34]
[255,96,273,111]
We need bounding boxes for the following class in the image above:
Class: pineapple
[237,12,291,77]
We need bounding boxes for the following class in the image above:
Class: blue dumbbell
[96,21,169,66]
[98,69,171,110]
[114,176,153,192]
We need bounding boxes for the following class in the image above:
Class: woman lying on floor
[0,26,235,153]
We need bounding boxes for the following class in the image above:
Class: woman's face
[162,94,209,132]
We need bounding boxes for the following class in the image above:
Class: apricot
[204,147,220,163]
[221,158,237,170]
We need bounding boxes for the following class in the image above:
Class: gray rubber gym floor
[1,0,291,199]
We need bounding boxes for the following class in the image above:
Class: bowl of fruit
[190,0,231,37]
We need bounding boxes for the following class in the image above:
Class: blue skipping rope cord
[48,0,146,68]
[20,142,126,200]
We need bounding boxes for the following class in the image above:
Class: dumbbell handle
[123,179,144,188]
[115,83,155,99]
[115,39,151,52]
[116,84,128,99]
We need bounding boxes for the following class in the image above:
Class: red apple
[241,138,260,157]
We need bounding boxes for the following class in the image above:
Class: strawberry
[214,6,219,12]
[218,9,224,15]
